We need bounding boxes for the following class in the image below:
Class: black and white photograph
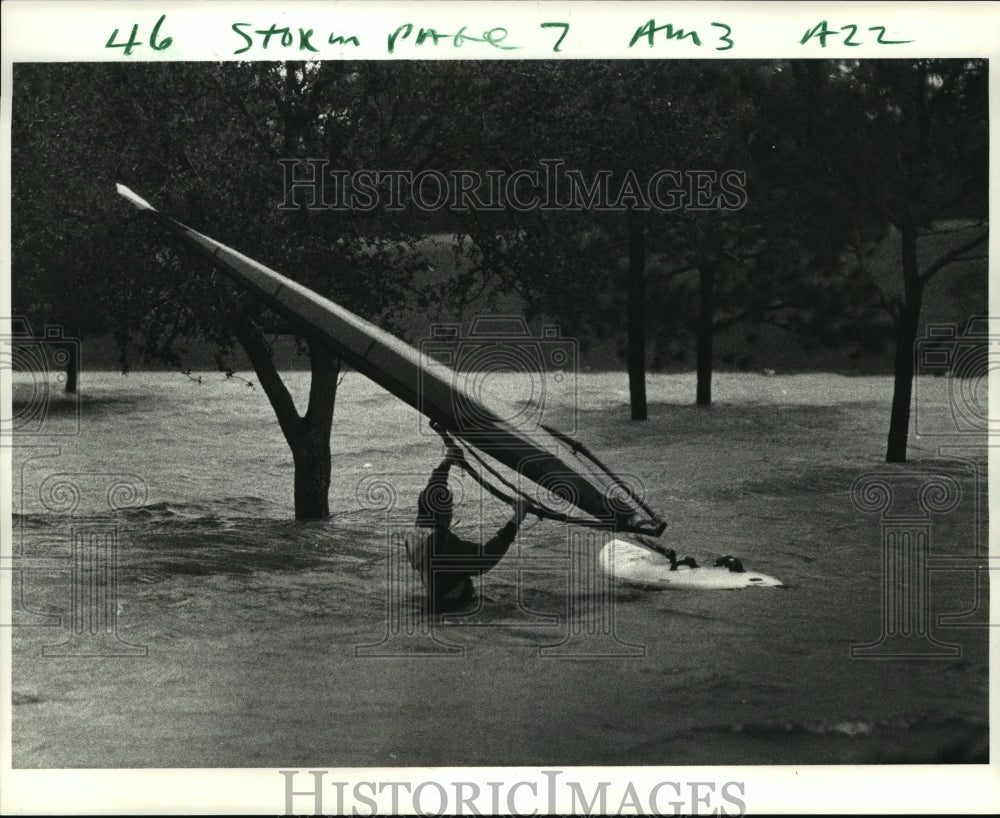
[1,1,996,814]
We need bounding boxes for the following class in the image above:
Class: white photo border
[1,1,997,814]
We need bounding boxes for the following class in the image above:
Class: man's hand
[512,498,530,524]
[444,445,465,466]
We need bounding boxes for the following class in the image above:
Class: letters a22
[800,21,913,47]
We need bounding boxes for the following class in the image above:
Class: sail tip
[613,509,667,538]
[115,183,156,212]
[623,518,667,538]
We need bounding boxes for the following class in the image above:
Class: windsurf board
[600,539,784,590]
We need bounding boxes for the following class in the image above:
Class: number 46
[106,14,173,56]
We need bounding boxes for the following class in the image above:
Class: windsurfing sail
[116,183,667,537]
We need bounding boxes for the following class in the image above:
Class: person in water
[407,446,529,611]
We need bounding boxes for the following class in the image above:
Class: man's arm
[427,444,464,481]
[480,498,530,564]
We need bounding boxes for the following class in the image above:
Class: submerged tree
[12,62,442,518]
[759,59,988,461]
[11,66,124,393]
[437,60,856,412]
[434,61,748,416]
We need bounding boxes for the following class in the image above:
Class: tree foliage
[12,62,449,517]
[434,61,868,408]
[754,59,988,460]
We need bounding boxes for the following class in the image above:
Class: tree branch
[649,262,696,281]
[257,319,305,336]
[210,73,280,159]
[920,230,989,285]
[712,309,753,333]
[848,238,900,323]
[712,298,793,333]
[916,219,987,237]
[303,339,340,436]
[920,177,985,224]
[232,310,302,445]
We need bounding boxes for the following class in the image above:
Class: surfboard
[116,184,666,537]
[600,539,784,589]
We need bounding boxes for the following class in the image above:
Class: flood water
[8,371,989,767]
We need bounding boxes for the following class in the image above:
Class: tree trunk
[59,341,79,394]
[885,225,923,463]
[626,209,647,421]
[696,263,715,407]
[233,313,341,519]
[292,341,340,519]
